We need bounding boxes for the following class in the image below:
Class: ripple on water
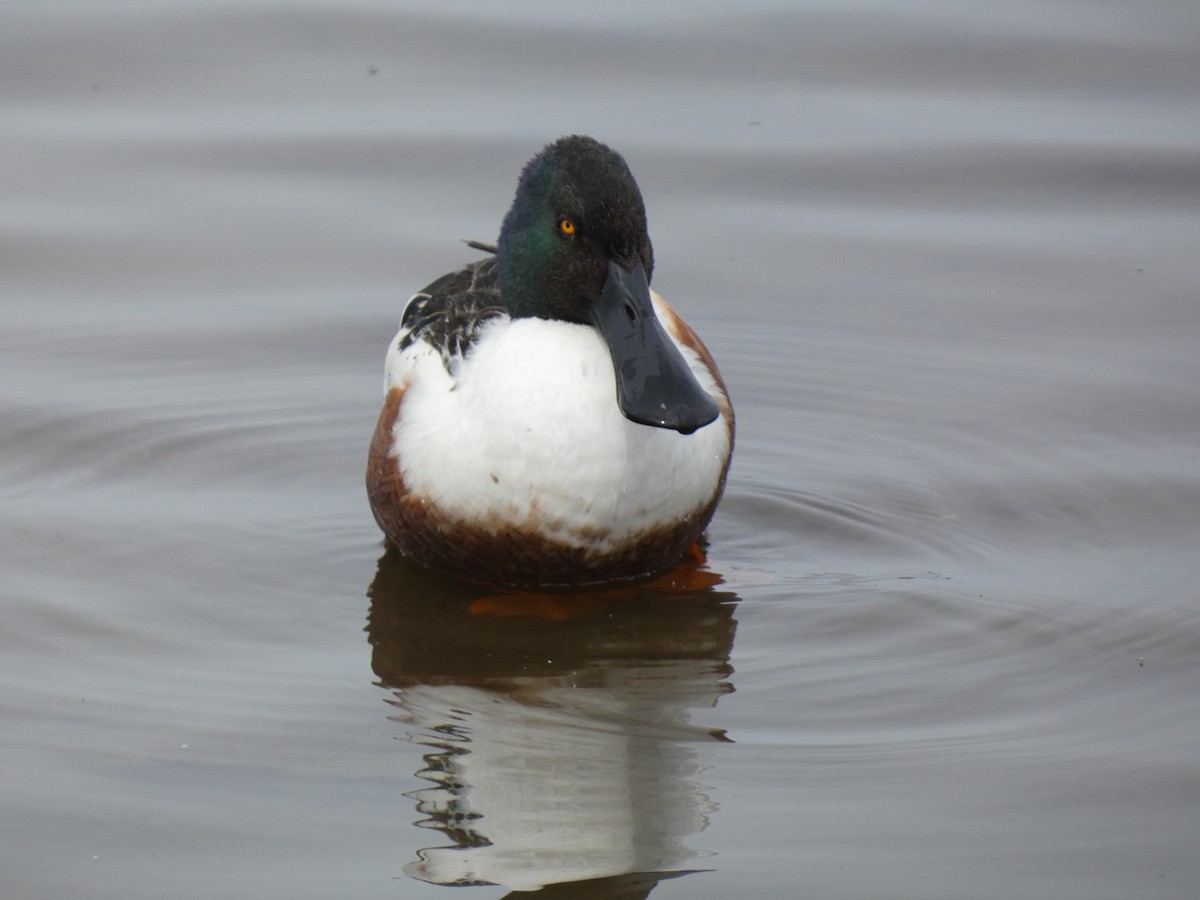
[726,567,1200,773]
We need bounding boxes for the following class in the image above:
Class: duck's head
[497,135,719,435]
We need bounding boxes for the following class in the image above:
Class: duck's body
[367,137,733,586]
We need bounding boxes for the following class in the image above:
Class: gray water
[3,2,1200,898]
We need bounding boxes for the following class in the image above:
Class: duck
[366,135,733,586]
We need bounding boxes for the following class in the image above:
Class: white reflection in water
[398,668,720,890]
[367,546,737,895]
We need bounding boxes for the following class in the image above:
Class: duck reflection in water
[366,543,739,897]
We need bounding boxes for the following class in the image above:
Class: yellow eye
[558,217,576,236]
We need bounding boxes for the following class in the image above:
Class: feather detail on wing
[398,255,507,367]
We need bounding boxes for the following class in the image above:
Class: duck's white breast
[386,304,730,550]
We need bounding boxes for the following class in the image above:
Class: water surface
[3,2,1199,898]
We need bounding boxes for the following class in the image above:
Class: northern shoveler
[367,135,734,586]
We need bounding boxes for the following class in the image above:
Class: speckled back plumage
[397,256,505,367]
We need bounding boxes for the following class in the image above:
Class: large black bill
[589,261,720,435]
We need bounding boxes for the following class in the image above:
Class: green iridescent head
[497,135,655,322]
